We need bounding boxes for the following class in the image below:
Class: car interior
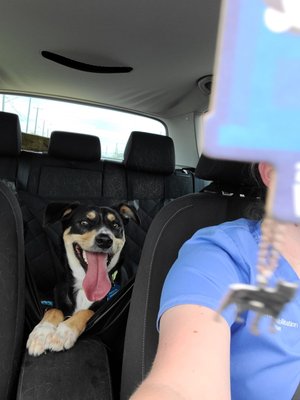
[0,1,265,399]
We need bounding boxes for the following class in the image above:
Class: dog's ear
[44,202,80,225]
[116,203,140,225]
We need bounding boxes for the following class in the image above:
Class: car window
[0,94,166,160]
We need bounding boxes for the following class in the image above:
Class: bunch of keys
[218,217,298,334]
[201,0,300,334]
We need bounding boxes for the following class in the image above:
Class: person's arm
[130,304,231,400]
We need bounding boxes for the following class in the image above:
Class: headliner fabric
[0,111,22,156]
[48,131,101,161]
[0,0,220,117]
[123,131,175,175]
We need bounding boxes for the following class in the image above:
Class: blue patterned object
[203,0,300,222]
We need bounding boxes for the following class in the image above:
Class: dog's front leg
[46,309,95,353]
[27,308,64,356]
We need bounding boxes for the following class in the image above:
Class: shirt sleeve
[157,224,252,328]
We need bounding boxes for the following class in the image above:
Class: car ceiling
[0,0,221,118]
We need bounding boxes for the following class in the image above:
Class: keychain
[202,0,300,333]
[217,217,298,334]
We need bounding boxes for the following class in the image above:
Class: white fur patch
[75,289,93,312]
[26,321,56,356]
[46,321,79,352]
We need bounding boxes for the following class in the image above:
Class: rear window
[0,94,166,160]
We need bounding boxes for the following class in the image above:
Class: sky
[1,94,165,159]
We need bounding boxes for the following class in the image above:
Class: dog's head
[45,202,140,302]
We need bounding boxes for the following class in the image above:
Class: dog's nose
[96,234,113,249]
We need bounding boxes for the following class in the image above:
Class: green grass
[22,133,49,152]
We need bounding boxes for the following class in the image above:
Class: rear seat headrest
[124,131,175,174]
[0,111,22,156]
[48,131,101,161]
[195,154,262,187]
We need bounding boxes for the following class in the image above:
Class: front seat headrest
[195,154,263,187]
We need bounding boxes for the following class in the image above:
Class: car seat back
[0,182,25,400]
[120,155,264,399]
[0,111,22,189]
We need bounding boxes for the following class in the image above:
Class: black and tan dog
[27,202,139,356]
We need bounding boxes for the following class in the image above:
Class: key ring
[217,217,298,334]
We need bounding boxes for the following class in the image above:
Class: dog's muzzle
[95,233,113,250]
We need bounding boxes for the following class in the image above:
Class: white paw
[27,322,56,356]
[46,322,79,352]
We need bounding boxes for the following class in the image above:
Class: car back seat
[17,128,206,399]
[17,130,103,307]
[17,132,114,400]
[20,129,204,303]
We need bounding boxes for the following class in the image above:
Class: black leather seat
[120,155,263,399]
[0,111,22,189]
[0,182,25,399]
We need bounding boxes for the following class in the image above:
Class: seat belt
[24,257,44,333]
[17,191,64,308]
[17,154,31,191]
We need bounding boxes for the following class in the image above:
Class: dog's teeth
[82,251,87,263]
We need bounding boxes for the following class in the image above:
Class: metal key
[218,217,298,334]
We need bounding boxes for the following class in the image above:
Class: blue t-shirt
[158,218,300,400]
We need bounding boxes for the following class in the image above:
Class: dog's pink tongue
[83,252,111,302]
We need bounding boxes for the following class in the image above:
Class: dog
[217,280,298,334]
[27,202,140,356]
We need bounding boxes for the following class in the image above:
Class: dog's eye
[80,220,89,227]
[113,222,120,229]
